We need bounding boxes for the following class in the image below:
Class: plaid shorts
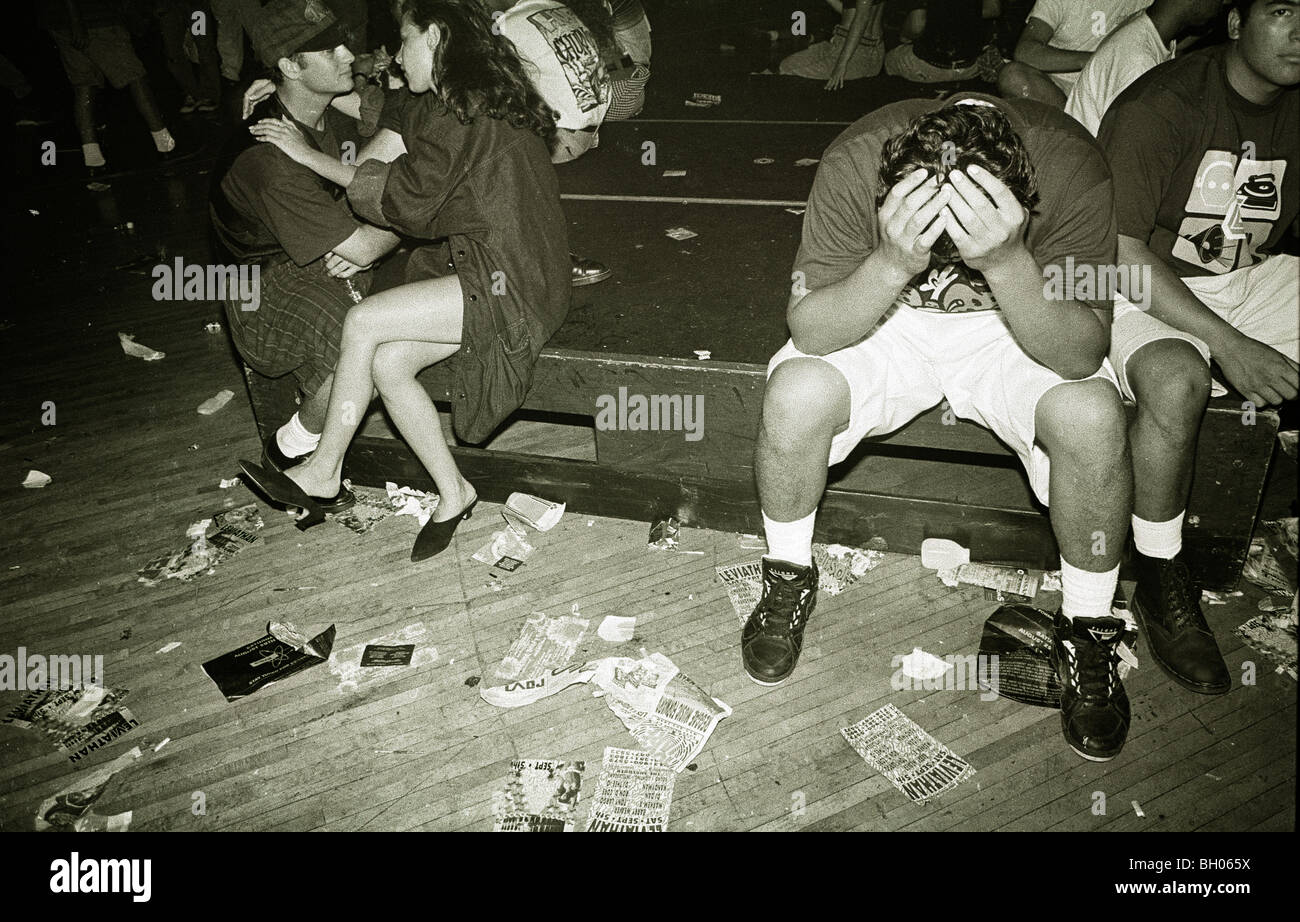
[223,258,371,398]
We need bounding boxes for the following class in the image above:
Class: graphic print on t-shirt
[527,7,609,114]
[1173,150,1287,273]
[896,262,998,313]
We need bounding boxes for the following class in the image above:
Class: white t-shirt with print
[498,0,612,131]
[1026,0,1152,94]
[1065,11,1174,136]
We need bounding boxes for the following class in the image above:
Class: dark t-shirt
[212,95,363,267]
[794,93,1116,316]
[914,0,991,69]
[1097,44,1299,277]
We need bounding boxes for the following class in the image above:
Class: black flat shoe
[260,436,356,514]
[411,497,477,562]
[238,459,326,531]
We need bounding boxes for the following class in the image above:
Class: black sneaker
[1052,613,1130,762]
[741,557,818,686]
[1131,553,1230,695]
[259,434,356,514]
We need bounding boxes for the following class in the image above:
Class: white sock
[151,127,176,153]
[762,510,815,568]
[1060,559,1120,622]
[82,143,106,168]
[275,412,320,459]
[1132,511,1184,560]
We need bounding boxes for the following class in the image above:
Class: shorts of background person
[49,26,146,89]
[885,42,980,83]
[613,10,652,64]
[210,0,262,82]
[606,62,650,120]
[778,24,884,81]
[552,125,600,164]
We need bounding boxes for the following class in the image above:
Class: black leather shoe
[570,253,611,287]
[1052,613,1131,761]
[741,557,818,686]
[411,497,477,562]
[1131,553,1231,695]
[238,460,325,531]
[260,435,355,514]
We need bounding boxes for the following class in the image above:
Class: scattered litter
[472,524,535,573]
[464,675,481,687]
[794,158,820,167]
[598,615,636,642]
[737,533,766,550]
[1278,430,1297,459]
[156,641,182,654]
[1206,772,1222,781]
[197,389,234,415]
[665,226,698,241]
[188,444,198,451]
[692,349,712,361]
[939,562,1038,602]
[1243,519,1298,594]
[492,759,585,832]
[385,481,440,527]
[86,181,111,192]
[4,685,140,763]
[118,332,164,361]
[1201,589,1243,605]
[137,504,263,586]
[218,477,240,489]
[685,92,721,107]
[841,704,974,804]
[753,157,774,165]
[1259,592,1293,612]
[976,605,1061,707]
[205,321,222,334]
[1236,596,1297,682]
[330,485,395,534]
[201,622,336,701]
[784,207,805,215]
[587,747,675,832]
[35,746,142,831]
[22,470,51,489]
[1132,800,1145,818]
[153,738,170,752]
[662,169,687,177]
[28,209,39,216]
[900,647,954,682]
[494,610,589,683]
[920,538,970,571]
[717,542,886,625]
[1040,570,1062,593]
[328,623,436,690]
[648,516,680,550]
[504,492,565,531]
[482,652,731,772]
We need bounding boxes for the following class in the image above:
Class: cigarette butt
[1132,800,1145,817]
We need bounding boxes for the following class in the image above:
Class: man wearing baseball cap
[210,0,399,507]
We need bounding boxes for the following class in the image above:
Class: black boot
[1052,613,1131,761]
[741,558,818,685]
[1131,552,1231,695]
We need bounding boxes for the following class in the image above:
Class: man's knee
[762,359,851,435]
[997,61,1033,98]
[1127,339,1211,428]
[1039,378,1127,461]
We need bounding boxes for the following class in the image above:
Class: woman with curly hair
[238,0,571,562]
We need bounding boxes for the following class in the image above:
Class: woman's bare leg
[372,341,476,521]
[285,275,463,497]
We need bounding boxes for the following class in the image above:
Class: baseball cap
[251,0,353,68]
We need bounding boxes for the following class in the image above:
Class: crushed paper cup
[900,647,953,681]
[665,227,698,241]
[504,492,565,531]
[920,538,969,571]
[197,389,234,415]
[22,470,51,489]
[597,616,636,643]
[118,332,164,361]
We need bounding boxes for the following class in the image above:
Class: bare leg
[127,77,166,133]
[372,341,475,521]
[72,86,97,145]
[297,374,333,434]
[1035,377,1131,572]
[285,275,464,497]
[1125,341,1210,521]
[997,61,1068,108]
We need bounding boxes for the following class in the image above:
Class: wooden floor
[3,5,1295,832]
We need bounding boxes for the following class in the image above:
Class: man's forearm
[788,250,911,355]
[299,146,357,189]
[1119,236,1239,355]
[1015,38,1090,73]
[983,248,1108,378]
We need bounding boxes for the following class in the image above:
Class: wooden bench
[243,346,1278,591]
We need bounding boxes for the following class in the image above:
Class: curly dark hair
[877,102,1039,263]
[396,0,557,148]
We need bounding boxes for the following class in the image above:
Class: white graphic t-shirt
[499,0,612,131]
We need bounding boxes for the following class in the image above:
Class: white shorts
[767,305,1119,505]
[1109,254,1300,399]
